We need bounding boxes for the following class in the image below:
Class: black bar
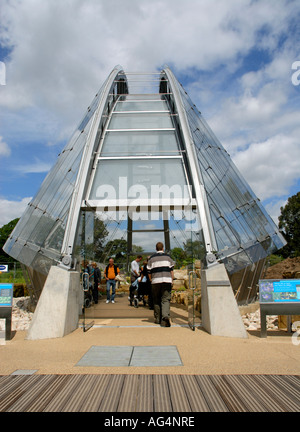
[260,303,300,338]
[0,307,12,340]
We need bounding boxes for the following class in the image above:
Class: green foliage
[278,191,300,258]
[0,218,19,263]
[76,216,109,262]
[170,247,187,268]
[100,238,143,262]
[170,239,205,268]
[266,254,284,267]
[93,217,109,259]
[183,238,205,257]
[103,238,128,261]
[0,262,26,286]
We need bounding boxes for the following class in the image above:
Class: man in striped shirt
[147,242,174,327]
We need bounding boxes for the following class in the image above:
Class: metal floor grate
[76,346,183,367]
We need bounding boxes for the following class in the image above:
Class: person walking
[140,259,153,309]
[91,262,101,304]
[129,255,143,304]
[147,242,174,327]
[104,258,120,303]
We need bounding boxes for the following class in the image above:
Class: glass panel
[115,100,168,111]
[89,158,188,200]
[30,253,54,276]
[132,231,163,253]
[9,206,32,240]
[29,213,58,247]
[44,219,66,252]
[101,131,180,156]
[132,215,164,230]
[121,94,163,101]
[108,113,173,129]
[74,210,128,267]
[8,240,25,262]
[17,246,38,268]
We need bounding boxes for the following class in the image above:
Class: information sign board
[0,283,13,307]
[259,279,300,303]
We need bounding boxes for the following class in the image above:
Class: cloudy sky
[0,0,299,228]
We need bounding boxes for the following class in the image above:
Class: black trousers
[92,282,99,303]
[129,275,138,300]
[151,283,172,323]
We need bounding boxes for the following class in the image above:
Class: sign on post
[259,279,300,337]
[0,283,13,340]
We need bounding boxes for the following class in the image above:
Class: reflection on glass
[109,113,173,129]
[89,159,188,200]
[115,100,168,111]
[101,131,180,156]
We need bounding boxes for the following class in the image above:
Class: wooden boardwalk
[0,374,299,412]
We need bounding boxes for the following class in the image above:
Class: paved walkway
[1,294,300,375]
[0,294,300,412]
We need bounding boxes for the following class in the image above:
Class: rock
[0,297,34,332]
[265,257,300,280]
[195,295,201,312]
[194,260,201,269]
[240,308,281,331]
[173,270,188,280]
[173,279,185,288]
[247,324,258,331]
[115,274,129,285]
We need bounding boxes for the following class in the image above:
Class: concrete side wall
[201,263,248,339]
[26,266,81,340]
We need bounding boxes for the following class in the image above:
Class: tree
[278,191,300,258]
[76,215,109,262]
[170,247,187,268]
[102,238,144,262]
[93,218,109,261]
[103,239,128,261]
[0,218,19,263]
[183,238,205,260]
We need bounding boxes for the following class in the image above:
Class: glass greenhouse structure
[3,65,286,305]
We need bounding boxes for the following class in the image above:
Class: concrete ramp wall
[201,263,248,339]
[26,266,81,340]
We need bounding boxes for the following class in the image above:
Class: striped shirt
[147,251,174,284]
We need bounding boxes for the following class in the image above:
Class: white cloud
[233,134,300,201]
[0,197,31,227]
[265,198,287,226]
[13,158,52,174]
[210,85,288,145]
[197,29,300,217]
[0,136,10,156]
[0,0,297,119]
[0,0,299,233]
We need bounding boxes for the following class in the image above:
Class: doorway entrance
[76,208,203,331]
